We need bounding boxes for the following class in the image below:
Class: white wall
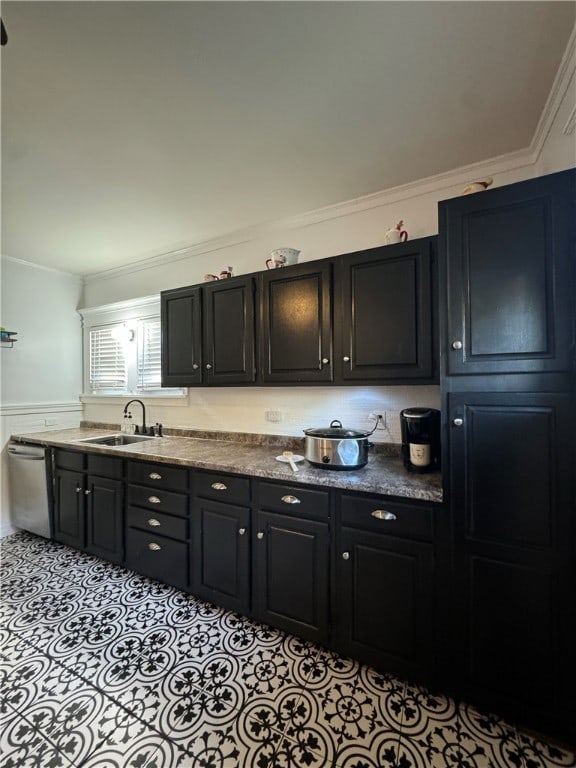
[0,258,83,536]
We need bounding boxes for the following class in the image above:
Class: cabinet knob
[371,510,397,521]
[76,486,82,494]
[148,542,162,552]
[148,518,161,527]
[321,357,329,365]
[206,363,212,370]
[211,482,227,491]
[238,527,246,536]
[257,531,264,540]
[343,356,351,362]
[281,495,301,505]
[451,340,463,350]
[84,489,91,495]
[148,495,161,504]
[342,551,350,560]
[453,418,463,427]
[192,364,199,370]
[149,472,162,480]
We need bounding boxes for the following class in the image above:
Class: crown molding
[1,255,83,281]
[563,104,576,136]
[78,294,159,318]
[531,24,576,159]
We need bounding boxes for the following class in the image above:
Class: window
[80,296,184,398]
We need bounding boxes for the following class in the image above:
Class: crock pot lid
[304,419,371,438]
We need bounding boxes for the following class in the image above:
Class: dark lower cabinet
[53,468,85,549]
[85,475,124,563]
[335,526,435,685]
[253,509,330,644]
[447,390,576,740]
[192,498,250,614]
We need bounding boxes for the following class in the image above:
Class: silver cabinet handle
[451,340,463,350]
[281,495,301,505]
[453,418,463,427]
[257,531,264,540]
[343,356,350,362]
[206,363,212,370]
[148,542,161,551]
[76,486,82,494]
[84,489,91,495]
[371,510,397,521]
[321,357,329,364]
[342,551,350,560]
[148,496,161,504]
[211,482,227,491]
[149,472,162,480]
[238,527,246,536]
[148,518,161,527]
[192,364,199,370]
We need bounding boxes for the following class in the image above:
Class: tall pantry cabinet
[439,169,576,741]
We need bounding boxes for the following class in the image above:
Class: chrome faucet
[123,399,150,435]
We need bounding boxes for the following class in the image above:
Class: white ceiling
[1,1,575,276]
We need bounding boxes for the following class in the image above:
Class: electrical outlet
[265,410,282,423]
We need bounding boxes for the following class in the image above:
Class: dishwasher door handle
[7,449,45,460]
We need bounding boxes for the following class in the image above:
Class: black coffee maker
[400,408,441,473]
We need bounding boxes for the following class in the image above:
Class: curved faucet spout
[123,399,147,434]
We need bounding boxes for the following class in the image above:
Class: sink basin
[75,434,159,447]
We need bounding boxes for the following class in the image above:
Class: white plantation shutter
[89,327,127,391]
[137,318,162,390]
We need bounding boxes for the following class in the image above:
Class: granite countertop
[11,426,443,503]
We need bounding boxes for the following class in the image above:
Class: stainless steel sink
[75,434,159,447]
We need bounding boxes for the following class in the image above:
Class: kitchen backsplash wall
[82,385,440,445]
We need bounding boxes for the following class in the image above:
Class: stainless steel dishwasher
[7,442,51,538]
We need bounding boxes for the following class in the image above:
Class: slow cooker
[303,419,376,470]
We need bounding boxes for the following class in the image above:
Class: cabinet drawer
[55,449,85,471]
[194,471,251,505]
[87,454,123,479]
[258,481,329,521]
[340,494,433,540]
[125,528,189,590]
[127,484,188,517]
[126,506,188,540]
[127,460,189,491]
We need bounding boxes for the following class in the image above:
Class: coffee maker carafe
[400,408,440,473]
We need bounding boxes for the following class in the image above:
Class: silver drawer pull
[371,510,397,521]
[257,531,264,540]
[281,495,301,505]
[148,518,161,527]
[149,472,162,480]
[211,482,227,491]
[148,496,161,504]
[453,418,463,427]
[342,551,350,560]
[238,527,246,536]
[148,543,161,551]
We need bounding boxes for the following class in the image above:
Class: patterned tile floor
[1,532,574,768]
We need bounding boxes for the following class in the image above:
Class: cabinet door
[440,169,575,375]
[260,262,332,383]
[203,277,256,384]
[336,239,435,381]
[253,510,329,643]
[192,498,250,614]
[336,527,435,684]
[161,285,202,386]
[53,469,85,549]
[85,476,124,564]
[448,391,575,731]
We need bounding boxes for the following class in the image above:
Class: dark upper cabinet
[259,261,332,383]
[440,169,575,376]
[203,276,256,384]
[161,277,256,386]
[161,285,202,386]
[447,390,575,739]
[335,238,435,381]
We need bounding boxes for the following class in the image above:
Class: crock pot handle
[330,419,343,428]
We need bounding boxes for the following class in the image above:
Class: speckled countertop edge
[11,425,443,504]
